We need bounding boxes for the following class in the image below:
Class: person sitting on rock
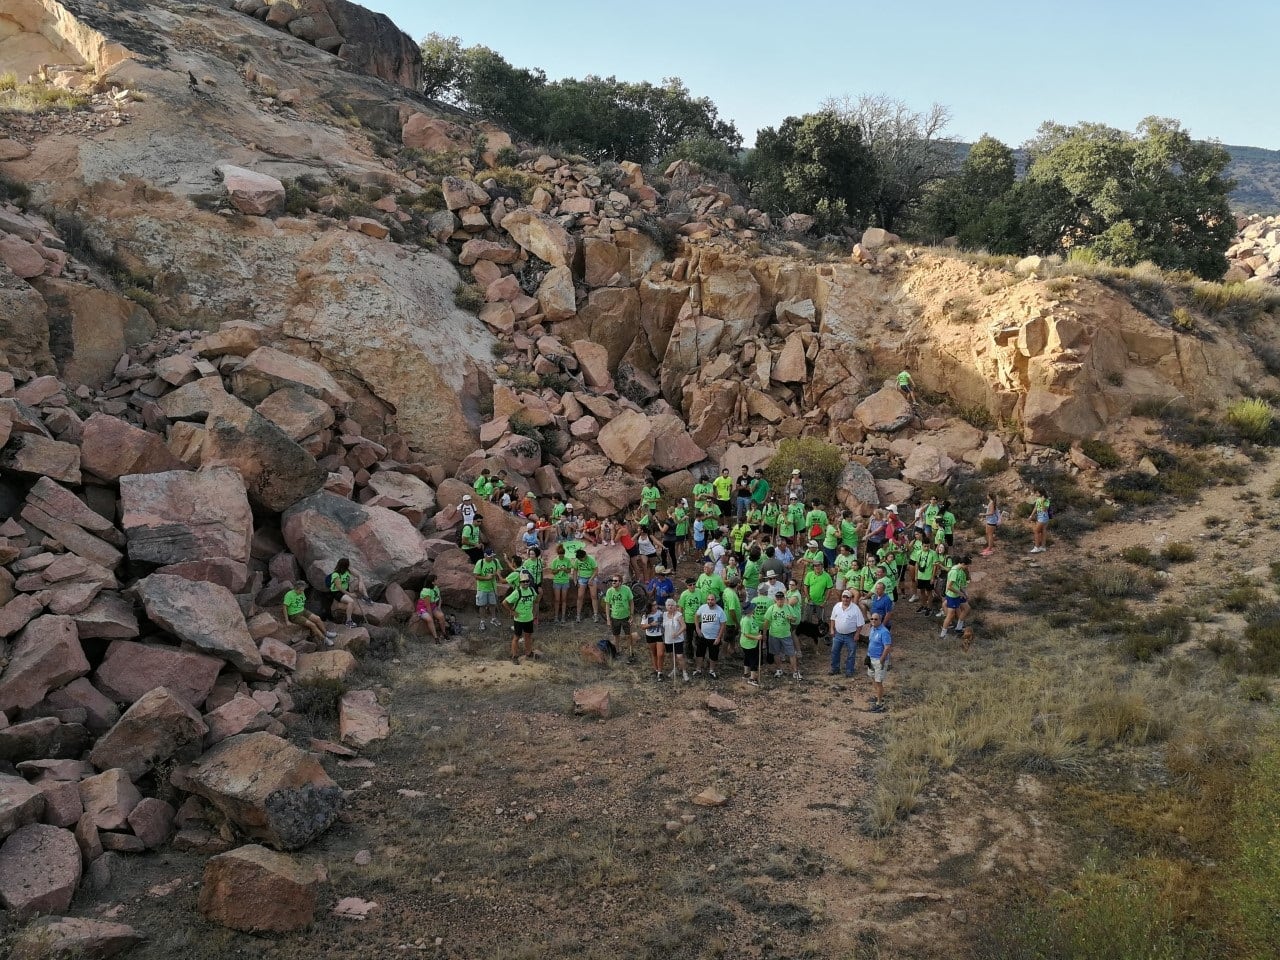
[327,558,366,627]
[415,574,448,642]
[473,469,494,501]
[284,580,335,645]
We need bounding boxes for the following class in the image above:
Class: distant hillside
[949,142,1280,215]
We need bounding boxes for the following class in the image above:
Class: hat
[519,571,531,580]
[765,570,778,579]
[484,546,495,555]
[788,492,798,500]
[685,577,696,585]
[566,503,575,510]
[887,504,898,514]
[791,469,801,475]
[462,494,472,501]
[654,565,667,574]
[526,522,534,530]
[807,539,819,548]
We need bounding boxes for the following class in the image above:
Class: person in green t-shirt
[573,548,600,623]
[678,578,701,649]
[473,468,494,499]
[784,496,806,545]
[1030,487,1052,554]
[731,521,751,554]
[740,597,763,686]
[641,481,662,514]
[692,475,714,505]
[284,580,334,645]
[749,469,770,506]
[602,575,636,661]
[765,592,801,680]
[550,544,574,624]
[915,541,939,611]
[803,562,834,629]
[474,548,503,629]
[712,469,734,512]
[896,369,915,404]
[936,501,957,547]
[941,555,970,637]
[696,562,725,605]
[415,574,448,642]
[745,503,763,529]
[800,540,825,579]
[821,521,840,566]
[672,501,690,562]
[839,511,860,552]
[460,522,483,563]
[742,552,762,593]
[923,497,940,540]
[326,558,367,627]
[503,570,540,663]
[762,498,780,533]
[805,504,829,539]
[833,545,857,592]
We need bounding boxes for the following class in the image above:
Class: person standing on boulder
[284,580,336,645]
[734,469,753,522]
[460,493,479,527]
[897,369,916,405]
[504,570,539,664]
[327,558,366,627]
[473,547,501,630]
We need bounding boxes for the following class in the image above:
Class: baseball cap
[841,592,852,599]
[526,522,534,530]
[788,493,797,500]
[519,571,531,580]
[807,539,819,548]
[654,565,667,574]
[484,546,495,555]
[765,570,777,579]
[685,577,696,585]
[462,494,472,501]
[887,504,898,513]
[791,469,800,475]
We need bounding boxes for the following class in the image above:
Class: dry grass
[0,72,88,112]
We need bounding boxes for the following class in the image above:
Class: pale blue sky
[364,1,1278,150]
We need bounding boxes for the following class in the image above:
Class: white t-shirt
[643,611,664,638]
[830,601,866,635]
[696,603,727,639]
[460,502,477,525]
[662,613,685,645]
[708,541,726,564]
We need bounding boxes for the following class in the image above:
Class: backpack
[596,637,619,659]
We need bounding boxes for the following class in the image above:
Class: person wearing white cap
[786,468,805,501]
[459,493,477,527]
[521,521,538,551]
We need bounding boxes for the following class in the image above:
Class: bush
[1081,438,1123,470]
[1189,281,1280,326]
[764,438,845,508]
[1226,398,1274,443]
[454,282,485,312]
[1090,563,1157,599]
[1162,542,1196,564]
[1223,582,1263,613]
[957,404,994,429]
[1244,606,1280,674]
[1228,734,1280,955]
[292,675,348,723]
[1120,607,1192,662]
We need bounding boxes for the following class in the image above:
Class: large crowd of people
[409,460,1053,713]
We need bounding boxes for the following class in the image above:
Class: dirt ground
[20,430,1279,960]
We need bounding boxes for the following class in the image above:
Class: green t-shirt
[461,525,481,549]
[712,475,733,500]
[834,553,856,580]
[678,589,701,624]
[924,504,940,528]
[805,570,834,604]
[802,548,824,569]
[840,519,859,549]
[419,586,441,604]
[473,476,492,497]
[945,566,969,599]
[745,505,762,526]
[551,502,566,520]
[283,590,306,617]
[521,556,543,584]
[641,485,661,509]
[474,558,500,591]
[822,523,839,550]
[731,524,750,552]
[508,585,538,622]
[785,502,805,530]
[765,603,793,638]
[551,557,573,585]
[696,572,725,604]
[743,559,761,591]
[328,570,350,593]
[750,477,770,504]
[939,511,957,535]
[603,585,634,620]
[674,506,689,537]
[897,370,912,387]
[762,503,780,527]
[805,508,829,531]
[575,553,598,579]
[740,616,761,649]
[918,548,939,580]
[858,566,877,593]
[722,588,741,626]
[692,482,713,503]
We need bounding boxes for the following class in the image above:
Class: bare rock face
[0,615,89,715]
[255,387,335,442]
[0,824,82,915]
[282,491,428,592]
[230,347,352,409]
[10,916,145,960]
[0,433,81,484]
[136,575,262,673]
[30,278,156,388]
[180,732,343,850]
[119,467,253,586]
[89,687,208,780]
[202,396,327,512]
[316,0,423,88]
[597,409,655,475]
[198,843,324,932]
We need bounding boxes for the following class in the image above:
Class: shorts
[916,577,932,592]
[945,595,965,610]
[416,604,438,619]
[577,576,596,587]
[553,582,570,592]
[867,656,887,683]
[664,640,686,656]
[899,383,911,395]
[985,514,1000,527]
[768,634,796,658]
[288,612,312,626]
[512,620,534,636]
[609,619,631,636]
[645,632,664,644]
[476,590,497,607]
[742,646,760,670]
[624,544,639,558]
[1036,512,1050,525]
[694,634,721,660]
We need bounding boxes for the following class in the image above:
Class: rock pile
[1226,214,1280,285]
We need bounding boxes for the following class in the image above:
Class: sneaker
[775,670,784,678]
[593,614,601,623]
[656,671,665,681]
[792,672,804,680]
[935,609,944,618]
[981,548,994,557]
[478,622,487,632]
[1029,546,1044,554]
[939,630,948,639]
[708,670,717,680]
[747,678,759,687]
[869,702,887,714]
[828,669,839,676]
[907,595,918,603]
[576,615,582,623]
[511,655,520,665]
[491,618,500,626]
[682,671,690,682]
[692,669,702,677]
[323,636,335,647]
[956,620,966,631]
[324,630,337,639]
[344,620,356,627]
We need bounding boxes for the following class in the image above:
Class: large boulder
[119,467,253,588]
[94,640,224,709]
[1,773,45,840]
[202,397,326,512]
[79,413,189,482]
[77,769,141,830]
[282,492,428,592]
[500,208,577,268]
[136,576,262,673]
[10,917,144,960]
[217,165,285,216]
[29,278,155,388]
[596,409,655,475]
[0,433,81,484]
[179,732,342,850]
[0,824,81,915]
[0,615,89,715]
[648,414,705,472]
[854,386,913,433]
[89,687,208,780]
[338,689,389,749]
[837,462,880,512]
[254,388,335,442]
[362,471,436,515]
[900,444,956,485]
[199,844,324,932]
[230,347,352,409]
[536,266,577,321]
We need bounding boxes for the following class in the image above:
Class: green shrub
[957,404,994,429]
[1244,607,1280,674]
[1120,545,1157,567]
[493,146,521,168]
[1226,398,1274,443]
[1238,677,1273,703]
[454,282,485,312]
[292,675,348,723]
[764,438,845,508]
[1120,607,1191,662]
[1090,563,1156,599]
[1223,582,1263,613]
[1190,281,1280,326]
[480,165,543,200]
[1171,306,1196,332]
[1162,542,1196,564]
[1081,438,1123,470]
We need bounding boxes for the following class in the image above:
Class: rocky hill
[1,0,1280,956]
